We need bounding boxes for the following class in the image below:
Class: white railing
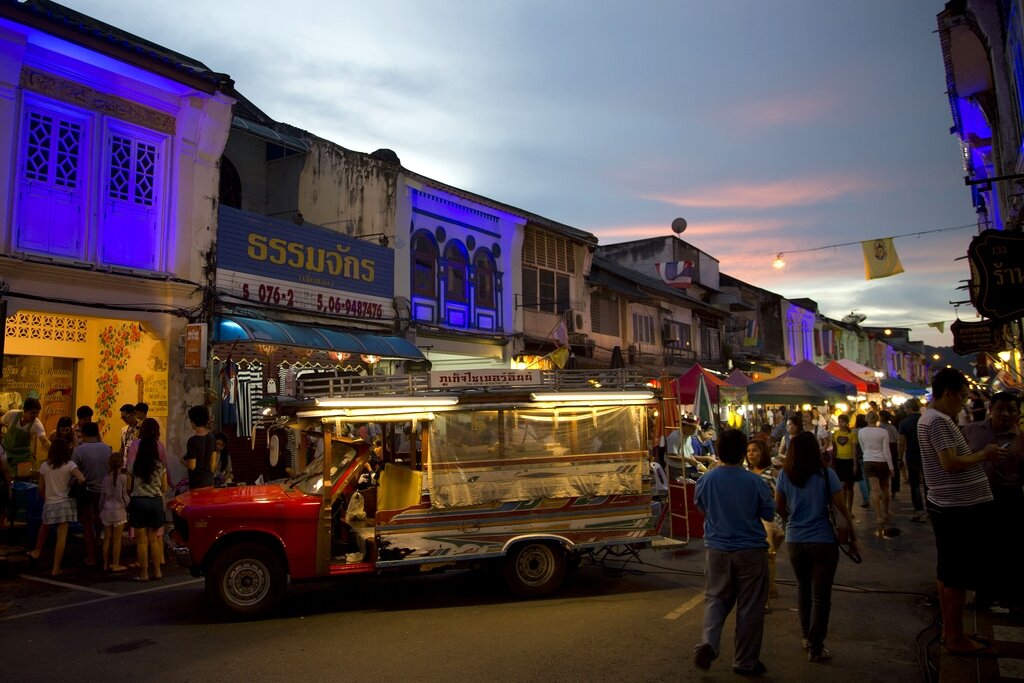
[296,368,653,398]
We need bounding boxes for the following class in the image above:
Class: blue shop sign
[217,206,393,301]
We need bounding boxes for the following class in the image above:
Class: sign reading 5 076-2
[215,206,396,321]
[219,271,389,320]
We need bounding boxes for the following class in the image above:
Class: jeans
[700,547,768,669]
[787,542,839,656]
[906,457,924,512]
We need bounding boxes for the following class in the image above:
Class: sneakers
[693,643,715,670]
[910,511,926,523]
[808,648,832,663]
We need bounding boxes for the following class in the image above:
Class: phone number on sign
[240,283,383,319]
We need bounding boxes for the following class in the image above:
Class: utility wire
[721,222,977,262]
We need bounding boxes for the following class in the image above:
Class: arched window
[473,249,495,309]
[411,231,438,298]
[219,155,242,209]
[444,241,469,303]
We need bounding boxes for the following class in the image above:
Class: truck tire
[503,541,566,598]
[206,542,285,618]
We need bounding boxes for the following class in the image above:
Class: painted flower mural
[95,323,143,437]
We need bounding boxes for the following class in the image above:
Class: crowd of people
[0,401,233,579]
[685,367,1023,673]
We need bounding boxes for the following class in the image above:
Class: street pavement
[0,492,1008,682]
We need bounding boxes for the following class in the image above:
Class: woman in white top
[857,412,893,537]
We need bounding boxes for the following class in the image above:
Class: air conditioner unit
[565,309,586,333]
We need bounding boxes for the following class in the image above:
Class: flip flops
[945,637,999,658]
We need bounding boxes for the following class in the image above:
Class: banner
[655,260,695,288]
[861,238,904,280]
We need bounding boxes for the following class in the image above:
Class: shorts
[128,496,165,530]
[863,461,891,484]
[834,458,857,483]
[928,501,994,590]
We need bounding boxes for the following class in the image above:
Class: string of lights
[717,222,978,267]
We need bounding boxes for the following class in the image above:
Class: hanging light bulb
[772,253,786,269]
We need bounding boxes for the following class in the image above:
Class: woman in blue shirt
[775,432,858,663]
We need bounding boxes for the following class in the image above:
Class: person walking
[775,431,858,663]
[27,438,85,576]
[746,438,784,605]
[99,452,129,572]
[898,400,926,523]
[854,413,871,508]
[128,436,168,582]
[693,429,774,676]
[831,414,859,515]
[858,412,894,537]
[918,368,1002,657]
[71,422,112,568]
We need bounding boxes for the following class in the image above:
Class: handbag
[822,469,861,563]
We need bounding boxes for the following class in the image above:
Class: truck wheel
[206,542,285,618]
[503,541,566,598]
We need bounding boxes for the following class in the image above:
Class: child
[28,438,84,576]
[100,452,130,571]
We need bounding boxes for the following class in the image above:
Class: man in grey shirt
[73,421,112,568]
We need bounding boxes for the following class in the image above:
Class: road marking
[0,578,202,622]
[20,575,118,596]
[664,593,704,620]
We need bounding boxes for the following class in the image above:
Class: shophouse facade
[0,0,233,474]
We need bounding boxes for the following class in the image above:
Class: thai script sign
[951,319,1005,356]
[217,206,394,319]
[429,369,542,389]
[184,323,207,369]
[967,230,1024,321]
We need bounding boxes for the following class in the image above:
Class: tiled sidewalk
[941,608,1024,682]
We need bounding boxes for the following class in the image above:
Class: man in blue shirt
[693,429,775,676]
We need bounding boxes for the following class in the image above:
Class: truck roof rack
[297,368,657,399]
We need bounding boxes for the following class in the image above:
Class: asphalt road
[0,501,939,682]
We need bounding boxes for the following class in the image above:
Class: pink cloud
[646,174,876,209]
[591,217,802,244]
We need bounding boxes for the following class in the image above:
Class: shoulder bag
[822,469,861,563]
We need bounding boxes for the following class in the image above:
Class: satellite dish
[671,217,688,234]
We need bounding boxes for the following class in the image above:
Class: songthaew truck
[166,369,667,617]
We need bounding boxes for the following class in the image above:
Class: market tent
[674,363,727,403]
[837,358,881,383]
[881,377,928,397]
[725,369,755,387]
[823,360,880,393]
[779,360,857,397]
[747,375,847,405]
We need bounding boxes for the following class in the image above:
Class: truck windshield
[291,441,358,495]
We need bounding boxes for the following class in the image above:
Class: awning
[881,377,928,397]
[214,315,425,360]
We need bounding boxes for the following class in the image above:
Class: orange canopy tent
[823,360,880,393]
[672,363,727,404]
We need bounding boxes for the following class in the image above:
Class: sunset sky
[69,0,973,346]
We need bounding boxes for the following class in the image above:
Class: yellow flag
[861,238,904,280]
[550,347,570,369]
[927,321,945,333]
